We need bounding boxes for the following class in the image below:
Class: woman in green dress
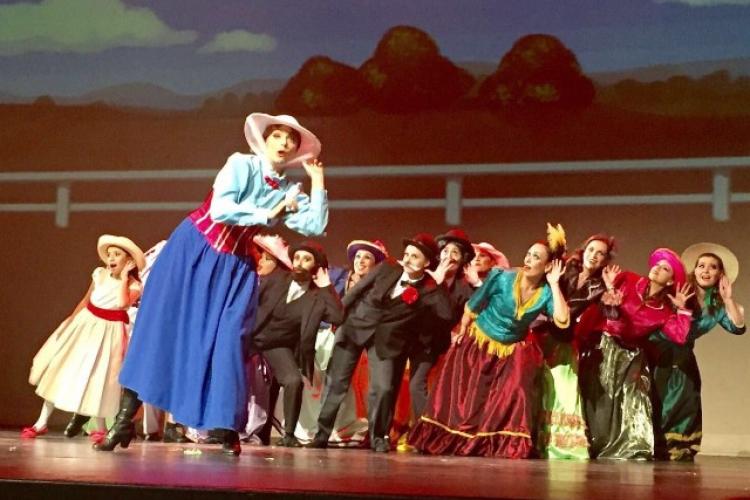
[648,243,745,461]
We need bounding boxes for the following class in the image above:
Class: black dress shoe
[163,423,191,443]
[305,433,329,449]
[278,434,302,448]
[64,414,90,438]
[372,437,390,453]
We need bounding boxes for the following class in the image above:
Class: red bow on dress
[264,176,280,190]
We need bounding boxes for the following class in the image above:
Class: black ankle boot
[163,422,191,443]
[94,388,142,451]
[306,431,329,449]
[220,429,241,456]
[278,434,302,448]
[64,413,90,438]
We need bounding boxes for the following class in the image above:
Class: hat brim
[682,242,739,284]
[253,235,292,270]
[472,243,510,269]
[437,235,476,261]
[97,235,146,271]
[402,238,438,269]
[244,113,321,167]
[347,241,387,263]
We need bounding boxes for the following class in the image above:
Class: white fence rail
[1,156,749,227]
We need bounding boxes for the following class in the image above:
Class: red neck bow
[264,176,281,190]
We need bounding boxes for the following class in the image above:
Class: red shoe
[89,430,107,445]
[21,426,48,438]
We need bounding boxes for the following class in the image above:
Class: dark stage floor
[0,431,749,499]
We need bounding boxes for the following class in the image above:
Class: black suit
[317,260,452,444]
[408,276,476,418]
[251,268,344,437]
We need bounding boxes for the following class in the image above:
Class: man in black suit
[309,233,453,452]
[250,241,344,448]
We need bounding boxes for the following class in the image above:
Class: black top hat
[402,233,440,270]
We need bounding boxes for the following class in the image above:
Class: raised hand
[668,282,695,309]
[302,158,324,180]
[285,182,302,212]
[718,275,733,300]
[601,289,623,306]
[602,264,621,290]
[313,267,331,288]
[120,261,136,279]
[546,259,564,285]
[426,256,454,285]
[464,263,481,287]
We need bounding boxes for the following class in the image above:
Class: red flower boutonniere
[264,176,280,190]
[401,285,419,305]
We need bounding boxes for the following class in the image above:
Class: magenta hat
[648,248,686,288]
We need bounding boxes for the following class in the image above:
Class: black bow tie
[400,280,417,287]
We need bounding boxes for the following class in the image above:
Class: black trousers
[261,346,304,437]
[404,347,439,420]
[317,334,405,443]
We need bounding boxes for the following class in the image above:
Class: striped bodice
[188,191,259,258]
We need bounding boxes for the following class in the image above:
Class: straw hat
[682,242,739,284]
[97,235,146,271]
[253,234,292,270]
[244,113,321,166]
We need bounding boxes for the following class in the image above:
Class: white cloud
[0,0,198,56]
[655,0,750,6]
[197,30,277,54]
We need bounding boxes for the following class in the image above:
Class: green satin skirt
[647,337,701,461]
[579,333,653,460]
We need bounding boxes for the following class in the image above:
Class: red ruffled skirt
[408,325,543,458]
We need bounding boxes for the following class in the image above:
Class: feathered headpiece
[546,222,567,260]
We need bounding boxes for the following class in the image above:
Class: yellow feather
[546,222,567,253]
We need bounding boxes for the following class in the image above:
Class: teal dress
[648,288,745,461]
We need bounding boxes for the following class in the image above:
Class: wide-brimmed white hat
[682,242,739,284]
[471,242,510,269]
[97,235,146,271]
[244,113,321,167]
[253,234,292,270]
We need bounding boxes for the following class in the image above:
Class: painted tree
[359,25,474,113]
[478,34,594,110]
[275,56,366,115]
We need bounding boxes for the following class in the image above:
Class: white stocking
[33,400,55,430]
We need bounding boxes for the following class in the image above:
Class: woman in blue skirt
[95,113,329,455]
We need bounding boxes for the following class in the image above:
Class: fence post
[712,169,730,221]
[55,183,71,228]
[446,176,463,225]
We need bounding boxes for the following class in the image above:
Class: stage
[0,431,748,499]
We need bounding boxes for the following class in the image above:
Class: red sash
[86,302,129,324]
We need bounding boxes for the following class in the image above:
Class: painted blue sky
[1,0,750,96]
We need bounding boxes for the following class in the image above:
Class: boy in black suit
[309,234,452,452]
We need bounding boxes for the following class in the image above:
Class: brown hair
[568,234,616,278]
[687,252,725,316]
[263,124,301,150]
